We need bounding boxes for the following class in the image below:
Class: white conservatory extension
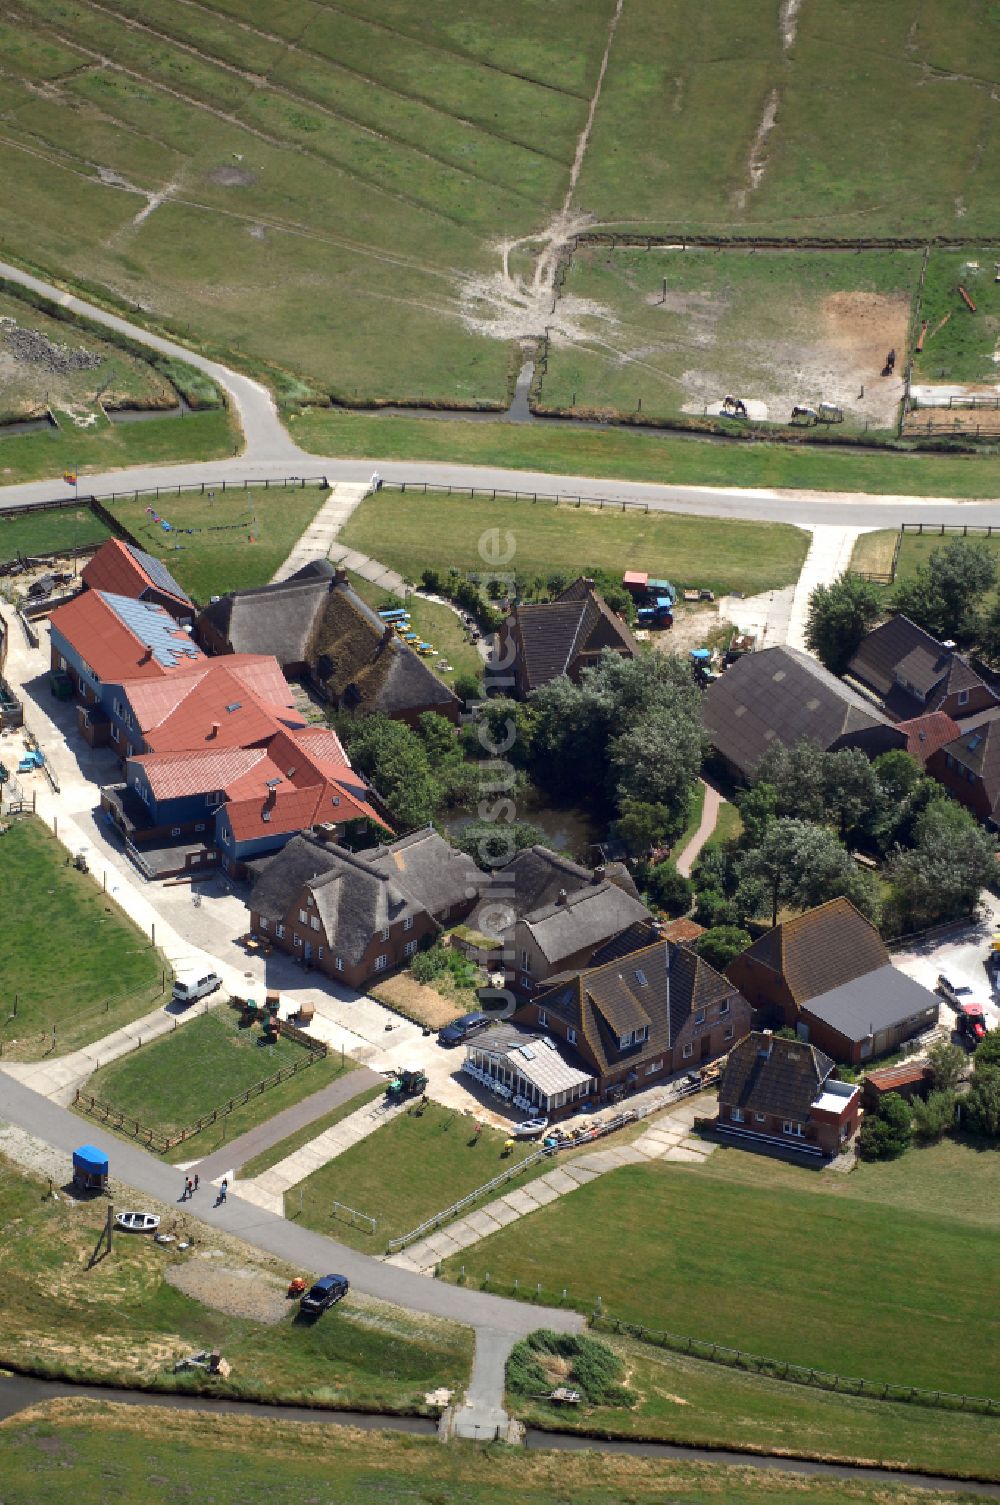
[462,1024,595,1117]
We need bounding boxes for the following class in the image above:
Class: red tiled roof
[82,539,184,606]
[895,711,961,765]
[660,917,705,943]
[48,591,198,683]
[142,665,306,753]
[223,732,386,841]
[132,746,266,800]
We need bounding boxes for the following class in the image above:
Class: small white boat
[512,1117,549,1138]
[116,1211,160,1233]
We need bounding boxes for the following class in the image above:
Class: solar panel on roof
[127,544,191,603]
[520,1045,535,1060]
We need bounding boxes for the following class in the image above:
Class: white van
[171,971,222,1006]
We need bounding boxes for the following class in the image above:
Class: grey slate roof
[719,1032,834,1121]
[702,645,895,780]
[522,881,651,964]
[491,845,638,921]
[933,715,1000,815]
[494,578,637,694]
[249,829,481,966]
[801,964,939,1043]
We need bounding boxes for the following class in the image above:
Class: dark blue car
[437,1011,492,1047]
[300,1274,349,1314]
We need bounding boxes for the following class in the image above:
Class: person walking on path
[219,1178,228,1205]
[185,1177,193,1200]
[193,1173,199,1193]
[181,1177,189,1201]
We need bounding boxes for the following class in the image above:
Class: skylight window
[226,701,242,713]
[634,969,648,986]
[265,777,282,788]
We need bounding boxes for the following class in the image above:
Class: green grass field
[851,526,1000,609]
[0,817,166,1060]
[914,249,1000,382]
[513,1330,1000,1481]
[296,407,1000,498]
[444,1146,1000,1398]
[578,0,1000,240]
[339,487,809,596]
[345,571,483,685]
[291,1101,540,1251]
[104,484,328,601]
[540,248,920,434]
[0,1154,471,1414]
[0,504,111,562]
[82,1007,356,1162]
[0,1404,966,1505]
[0,406,235,487]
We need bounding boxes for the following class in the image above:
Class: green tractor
[386,1067,428,1102]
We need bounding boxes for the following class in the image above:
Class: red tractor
[958,1002,987,1044]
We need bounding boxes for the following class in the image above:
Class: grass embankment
[0,504,111,562]
[0,817,166,1060]
[444,1144,1000,1399]
[239,1083,385,1180]
[913,249,1000,383]
[345,571,483,685]
[540,248,920,434]
[104,486,329,602]
[338,487,809,597]
[0,1403,965,1505]
[291,1101,540,1250]
[295,408,1000,499]
[0,1155,470,1415]
[0,409,235,487]
[82,1008,357,1164]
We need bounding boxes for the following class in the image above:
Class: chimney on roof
[264,784,277,808]
[140,643,154,664]
[209,721,220,739]
[942,640,957,652]
[592,864,606,884]
[556,888,568,905]
[759,1029,774,1061]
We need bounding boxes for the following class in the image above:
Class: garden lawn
[291,1101,541,1251]
[82,1007,356,1163]
[346,571,483,685]
[0,1403,958,1505]
[0,504,110,563]
[0,1154,471,1415]
[913,249,1000,383]
[706,799,743,849]
[443,1159,1000,1398]
[104,485,330,603]
[852,527,1000,613]
[0,816,166,1060]
[339,489,809,597]
[0,408,234,486]
[295,407,1000,499]
[512,1332,1000,1482]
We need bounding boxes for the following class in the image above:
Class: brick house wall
[718,1098,857,1156]
[926,748,994,822]
[724,954,796,1029]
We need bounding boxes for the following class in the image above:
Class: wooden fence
[595,1317,999,1417]
[73,1038,327,1152]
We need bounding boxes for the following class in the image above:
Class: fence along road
[2,260,1000,531]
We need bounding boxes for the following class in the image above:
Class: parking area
[892,899,1000,1039]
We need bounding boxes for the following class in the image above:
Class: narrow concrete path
[389,1093,717,1275]
[188,1062,382,1182]
[236,1092,408,1216]
[327,542,407,595]
[675,780,724,877]
[271,480,372,581]
[785,525,866,653]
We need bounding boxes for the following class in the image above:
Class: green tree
[858,1091,912,1161]
[964,1071,1000,1138]
[453,819,552,871]
[611,707,703,820]
[343,714,441,829]
[742,818,880,927]
[694,926,751,972]
[452,671,483,705]
[805,572,882,674]
[418,711,463,765]
[822,746,884,844]
[911,1089,957,1143]
[973,1030,1000,1075]
[893,539,997,641]
[615,799,678,856]
[737,781,778,849]
[646,861,692,917]
[755,742,828,825]
[925,1039,966,1093]
[888,799,996,931]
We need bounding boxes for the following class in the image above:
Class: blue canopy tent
[72,1144,109,1192]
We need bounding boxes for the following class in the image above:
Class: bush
[964,1070,1000,1138]
[911,1089,957,1143]
[646,861,692,917]
[974,1031,1000,1075]
[420,567,443,594]
[694,926,751,973]
[453,671,483,705]
[506,1330,635,1408]
[858,1091,912,1161]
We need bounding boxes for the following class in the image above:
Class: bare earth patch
[370,973,462,1031]
[207,165,258,188]
[166,1258,290,1325]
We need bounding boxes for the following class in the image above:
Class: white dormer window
[619,1031,633,1049]
[381,926,390,942]
[403,917,413,931]
[299,910,308,924]
[567,1027,577,1044]
[958,689,969,706]
[538,1009,548,1027]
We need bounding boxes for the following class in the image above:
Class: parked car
[172,971,222,1006]
[438,1011,492,1047]
[300,1274,349,1314]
